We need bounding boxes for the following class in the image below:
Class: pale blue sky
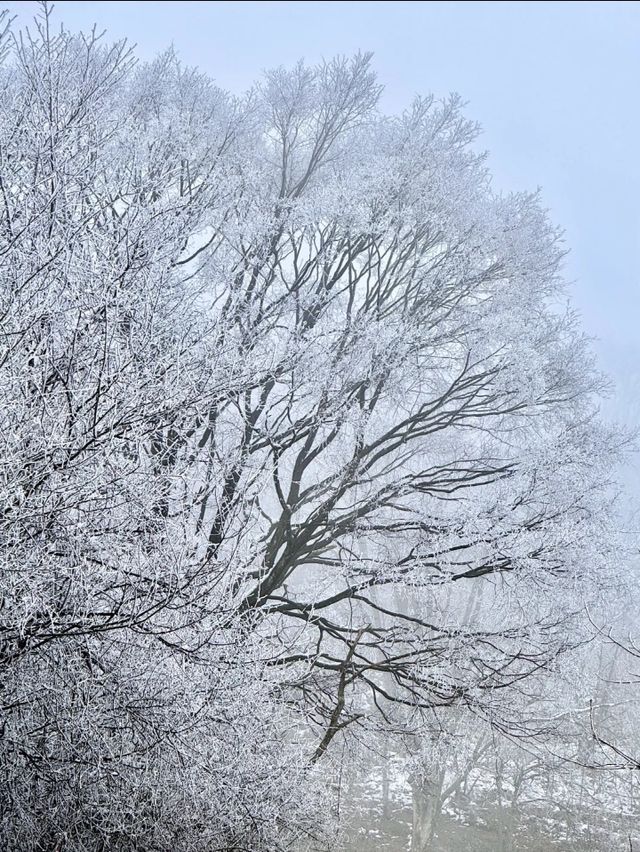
[6,1,640,418]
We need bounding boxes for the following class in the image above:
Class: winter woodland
[0,5,638,851]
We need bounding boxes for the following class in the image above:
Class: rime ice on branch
[0,5,632,851]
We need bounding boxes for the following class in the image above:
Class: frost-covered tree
[0,5,631,851]
[0,9,333,851]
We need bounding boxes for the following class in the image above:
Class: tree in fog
[0,9,333,851]
[0,5,630,851]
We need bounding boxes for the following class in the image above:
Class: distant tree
[0,5,630,851]
[203,38,626,749]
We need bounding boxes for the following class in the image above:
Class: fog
[1,4,638,851]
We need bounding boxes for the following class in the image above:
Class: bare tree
[0,6,632,851]
[196,50,627,742]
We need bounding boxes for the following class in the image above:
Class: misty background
[0,5,638,850]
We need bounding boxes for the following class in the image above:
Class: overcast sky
[6,1,640,424]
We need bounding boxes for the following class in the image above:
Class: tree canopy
[0,7,631,851]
